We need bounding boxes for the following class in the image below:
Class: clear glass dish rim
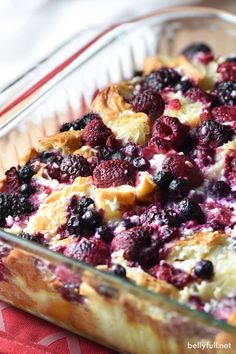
[0,5,236,335]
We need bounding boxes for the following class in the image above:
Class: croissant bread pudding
[0,42,235,350]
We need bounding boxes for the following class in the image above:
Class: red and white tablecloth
[0,301,116,354]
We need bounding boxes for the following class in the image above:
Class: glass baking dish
[0,6,236,354]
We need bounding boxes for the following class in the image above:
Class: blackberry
[196,120,233,148]
[110,264,126,278]
[181,42,211,59]
[60,113,99,132]
[153,171,173,188]
[209,181,231,198]
[18,165,34,181]
[130,89,164,120]
[20,183,35,196]
[177,198,204,223]
[168,178,190,199]
[0,193,34,218]
[194,260,214,280]
[213,81,236,106]
[5,167,20,192]
[59,155,92,182]
[132,157,150,171]
[97,226,114,243]
[141,68,182,92]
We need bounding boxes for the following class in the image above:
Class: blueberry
[60,113,99,132]
[111,152,124,160]
[82,210,102,228]
[132,157,150,171]
[68,215,84,234]
[181,42,211,59]
[78,196,95,214]
[20,183,35,196]
[18,165,34,181]
[110,264,126,278]
[194,260,214,280]
[97,226,113,243]
[177,198,204,223]
[161,210,181,227]
[168,178,190,199]
[153,171,173,188]
[209,181,231,198]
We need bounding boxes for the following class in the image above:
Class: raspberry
[148,136,172,153]
[190,145,215,168]
[141,68,182,92]
[82,118,112,147]
[60,113,99,132]
[184,87,214,108]
[149,261,194,289]
[152,116,189,149]
[181,42,212,59]
[162,153,203,188]
[111,226,151,262]
[217,61,236,82]
[4,167,20,192]
[213,81,236,106]
[196,120,233,148]
[130,89,165,120]
[59,155,92,182]
[93,160,135,188]
[211,105,236,123]
[64,238,110,266]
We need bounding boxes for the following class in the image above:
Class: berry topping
[93,160,135,188]
[168,178,190,200]
[224,154,236,185]
[162,153,203,188]
[140,68,182,92]
[149,261,194,289]
[217,61,236,82]
[0,193,34,224]
[110,264,126,278]
[181,42,212,59]
[60,113,99,132]
[209,180,231,198]
[177,198,204,223]
[213,81,236,106]
[18,165,34,181]
[4,167,20,192]
[148,136,172,153]
[184,87,214,108]
[196,120,233,148]
[111,226,151,262]
[82,118,112,147]
[56,154,92,182]
[132,157,150,171]
[211,105,236,123]
[64,238,109,266]
[130,89,165,120]
[194,260,214,280]
[97,226,114,243]
[153,171,173,188]
[152,116,188,149]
